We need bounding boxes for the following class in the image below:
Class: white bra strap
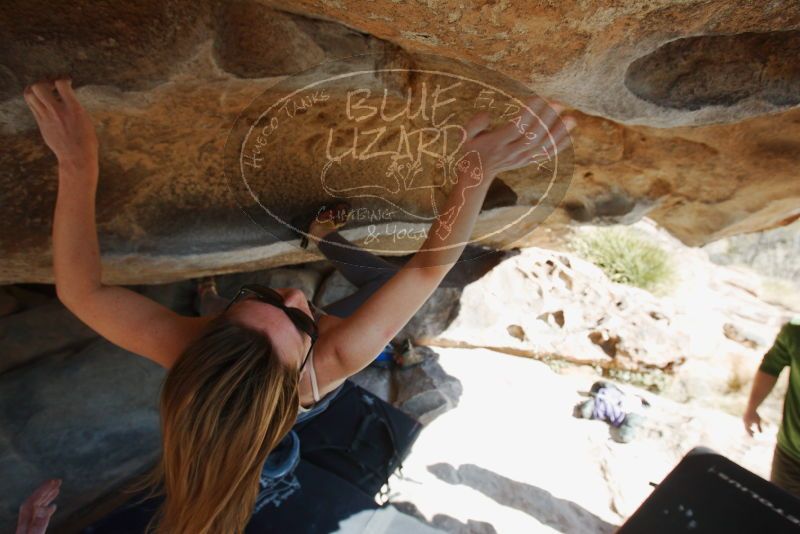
[308,349,321,403]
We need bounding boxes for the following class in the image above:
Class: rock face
[0,299,97,374]
[1,1,799,285]
[275,1,799,127]
[0,336,164,530]
[429,245,691,373]
[421,218,798,384]
[703,217,800,284]
[624,31,800,112]
[393,356,463,426]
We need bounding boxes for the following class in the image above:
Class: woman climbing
[22,77,575,533]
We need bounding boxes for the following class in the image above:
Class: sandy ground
[386,347,780,534]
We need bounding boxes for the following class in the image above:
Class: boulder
[394,288,462,344]
[703,217,800,284]
[0,1,797,283]
[314,267,462,341]
[429,245,690,373]
[0,289,17,317]
[0,299,98,374]
[213,267,323,301]
[0,337,164,531]
[313,269,359,310]
[279,1,799,127]
[393,354,463,426]
[348,366,392,404]
[314,244,516,341]
[423,217,800,380]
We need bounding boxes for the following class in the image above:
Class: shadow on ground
[425,462,618,534]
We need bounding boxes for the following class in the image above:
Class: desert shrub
[570,226,676,294]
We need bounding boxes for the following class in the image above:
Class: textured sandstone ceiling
[273,0,800,126]
[0,0,798,284]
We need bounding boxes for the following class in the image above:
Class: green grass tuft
[570,226,676,295]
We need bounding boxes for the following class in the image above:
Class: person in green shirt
[744,318,800,497]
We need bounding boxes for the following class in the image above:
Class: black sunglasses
[225,284,319,373]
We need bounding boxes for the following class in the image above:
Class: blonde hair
[140,315,300,533]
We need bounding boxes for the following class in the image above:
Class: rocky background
[707,218,800,282]
[1,0,799,283]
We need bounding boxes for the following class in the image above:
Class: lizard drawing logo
[225,53,573,258]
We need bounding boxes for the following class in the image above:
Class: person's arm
[743,323,793,436]
[320,97,575,379]
[24,79,209,369]
[744,371,779,436]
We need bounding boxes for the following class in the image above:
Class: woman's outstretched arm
[320,97,575,379]
[24,79,209,369]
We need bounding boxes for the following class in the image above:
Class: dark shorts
[771,444,800,498]
[254,383,345,513]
